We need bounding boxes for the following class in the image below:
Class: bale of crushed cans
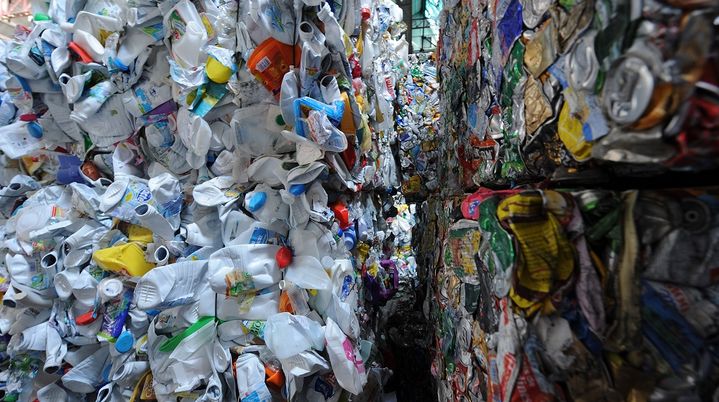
[437,0,719,189]
[0,0,418,400]
[428,186,719,401]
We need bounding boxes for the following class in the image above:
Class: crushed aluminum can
[523,18,559,78]
[602,49,657,126]
[566,30,600,93]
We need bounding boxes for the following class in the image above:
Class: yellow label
[558,93,592,161]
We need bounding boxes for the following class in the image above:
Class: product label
[255,56,271,73]
[225,271,256,297]
[339,275,353,301]
[240,386,272,402]
[249,227,286,245]
[140,21,165,41]
[28,45,45,66]
[242,320,266,338]
[342,338,365,374]
[168,10,186,39]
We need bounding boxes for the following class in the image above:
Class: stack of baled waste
[0,0,412,400]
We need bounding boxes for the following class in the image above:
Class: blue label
[249,227,269,244]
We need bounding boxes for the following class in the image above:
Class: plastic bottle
[72,30,105,62]
[122,79,172,116]
[60,11,124,35]
[343,226,356,250]
[317,3,348,54]
[114,24,161,71]
[58,71,92,104]
[279,280,310,316]
[165,0,208,68]
[247,38,296,98]
[50,47,71,77]
[298,22,325,97]
[5,75,34,115]
[0,93,16,126]
[69,81,115,123]
[263,312,325,359]
[243,186,289,225]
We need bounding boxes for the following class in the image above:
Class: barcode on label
[255,56,271,72]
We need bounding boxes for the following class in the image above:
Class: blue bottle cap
[27,121,43,139]
[246,192,267,212]
[113,58,130,71]
[115,330,134,353]
[288,183,306,196]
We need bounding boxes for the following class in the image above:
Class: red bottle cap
[361,7,371,21]
[276,246,293,269]
[19,114,37,122]
[331,201,351,229]
[67,42,94,63]
[75,309,97,326]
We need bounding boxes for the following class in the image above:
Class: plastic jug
[69,81,115,123]
[114,21,162,71]
[72,30,105,62]
[247,38,297,98]
[263,312,325,359]
[165,0,208,68]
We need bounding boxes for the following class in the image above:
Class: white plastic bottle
[58,71,92,104]
[172,21,207,68]
[72,29,105,62]
[61,11,124,34]
[122,78,172,116]
[164,0,208,68]
[114,24,161,71]
[69,80,115,123]
[263,312,325,359]
[243,185,289,224]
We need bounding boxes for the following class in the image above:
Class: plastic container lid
[27,121,43,139]
[113,58,130,71]
[100,278,124,300]
[246,192,267,212]
[75,309,97,326]
[206,57,233,83]
[288,183,306,196]
[276,246,293,269]
[115,331,134,353]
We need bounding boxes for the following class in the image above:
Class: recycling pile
[396,53,439,199]
[436,0,719,190]
[428,187,719,401]
[426,0,719,400]
[0,0,417,400]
